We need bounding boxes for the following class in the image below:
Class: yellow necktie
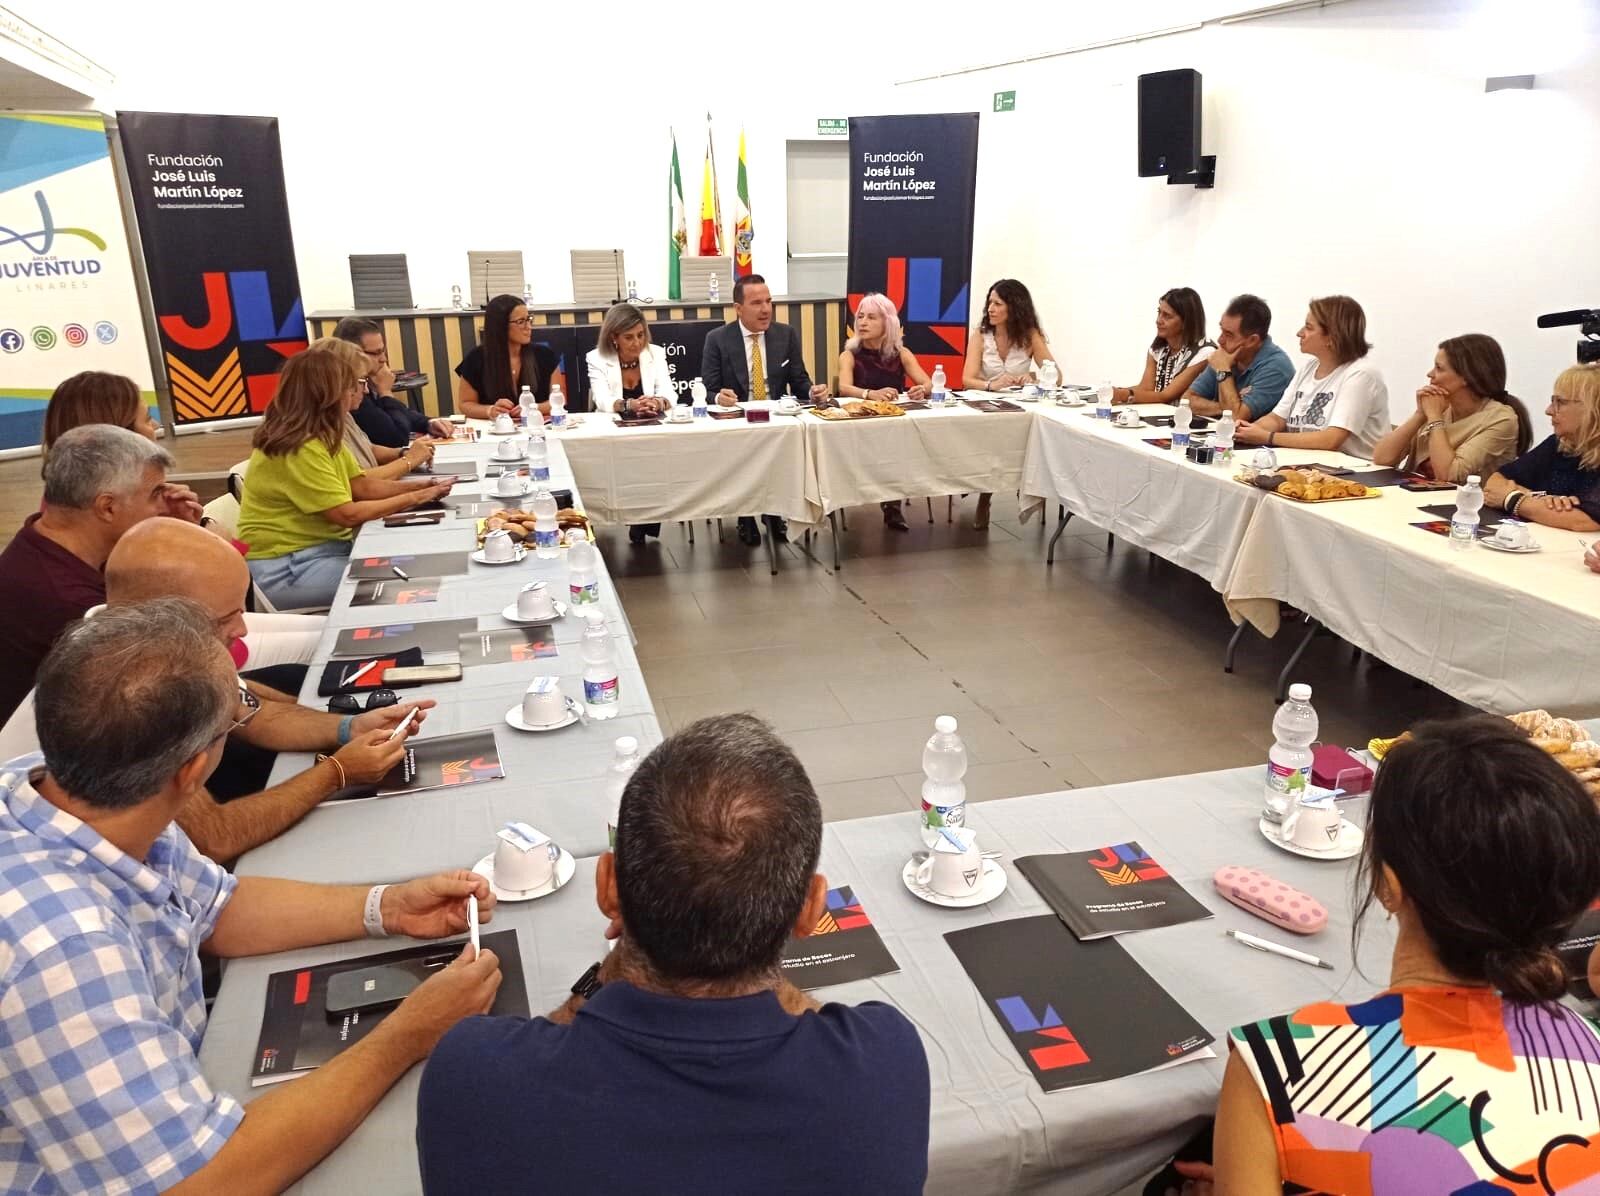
[749,335,767,401]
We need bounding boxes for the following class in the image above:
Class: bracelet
[1506,491,1527,517]
[363,884,390,938]
[337,714,355,745]
[1268,431,1277,447]
[316,752,347,791]
[1422,420,1446,436]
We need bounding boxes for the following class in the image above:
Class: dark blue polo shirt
[416,981,930,1195]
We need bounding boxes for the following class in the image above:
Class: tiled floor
[603,490,1469,820]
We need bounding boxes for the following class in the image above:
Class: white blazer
[586,344,677,413]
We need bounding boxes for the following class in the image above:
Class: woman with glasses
[455,294,567,420]
[1483,363,1600,532]
[306,338,436,475]
[238,348,454,611]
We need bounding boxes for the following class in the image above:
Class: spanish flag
[699,116,723,257]
[733,128,753,278]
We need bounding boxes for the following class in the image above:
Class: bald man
[3,520,436,862]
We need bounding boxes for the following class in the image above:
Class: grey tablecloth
[202,762,1393,1196]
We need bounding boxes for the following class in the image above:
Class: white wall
[16,0,1599,438]
[890,0,1600,438]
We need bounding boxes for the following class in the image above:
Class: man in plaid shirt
[0,599,503,1194]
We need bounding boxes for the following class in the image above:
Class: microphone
[614,249,623,306]
[1537,308,1598,329]
[481,256,489,310]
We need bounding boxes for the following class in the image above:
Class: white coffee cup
[667,405,692,423]
[493,821,558,891]
[915,827,985,898]
[1114,409,1141,428]
[495,436,522,459]
[449,412,467,425]
[1494,520,1533,549]
[1279,794,1345,851]
[495,471,525,497]
[516,581,556,620]
[482,528,517,562]
[776,397,800,413]
[493,412,515,433]
[521,675,567,727]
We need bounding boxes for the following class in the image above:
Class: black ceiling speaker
[1138,68,1214,188]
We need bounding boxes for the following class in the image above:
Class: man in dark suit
[701,275,831,545]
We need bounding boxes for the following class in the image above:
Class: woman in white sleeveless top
[960,279,1059,528]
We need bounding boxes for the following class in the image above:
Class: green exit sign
[817,118,848,136]
[993,90,1016,112]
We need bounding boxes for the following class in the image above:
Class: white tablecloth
[1223,482,1600,714]
[556,411,818,527]
[804,401,1033,513]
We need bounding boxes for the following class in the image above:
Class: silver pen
[391,566,410,580]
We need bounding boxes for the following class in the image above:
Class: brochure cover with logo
[328,729,504,803]
[1016,843,1212,940]
[250,930,528,1086]
[945,915,1213,1092]
[780,885,899,990]
[331,618,478,659]
[457,627,558,667]
[347,552,469,580]
[351,578,442,607]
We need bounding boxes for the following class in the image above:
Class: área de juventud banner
[117,112,307,427]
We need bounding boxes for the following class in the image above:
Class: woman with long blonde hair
[839,293,932,531]
[238,348,453,610]
[1485,363,1600,533]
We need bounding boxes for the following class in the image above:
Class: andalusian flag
[668,130,687,300]
[733,128,754,278]
[699,115,723,257]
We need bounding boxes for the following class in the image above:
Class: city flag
[699,116,723,257]
[668,130,687,300]
[733,127,754,278]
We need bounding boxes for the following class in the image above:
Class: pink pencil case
[1214,865,1327,935]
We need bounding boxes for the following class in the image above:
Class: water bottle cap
[1178,398,1190,407]
[1287,683,1312,702]
[934,715,958,733]
[1466,474,1480,485]
[615,736,638,756]
[584,609,606,624]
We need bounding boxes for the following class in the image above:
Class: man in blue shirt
[333,317,455,446]
[1183,293,1296,419]
[0,599,501,1195]
[417,714,931,1195]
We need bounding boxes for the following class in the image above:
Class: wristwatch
[1215,370,1233,382]
[571,962,604,1000]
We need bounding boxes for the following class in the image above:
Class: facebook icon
[0,329,22,354]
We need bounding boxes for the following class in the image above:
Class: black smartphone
[383,512,446,527]
[325,964,420,1014]
[384,664,464,684]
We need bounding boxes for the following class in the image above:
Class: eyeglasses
[1551,396,1585,408]
[508,316,532,327]
[327,687,400,714]
[228,680,261,735]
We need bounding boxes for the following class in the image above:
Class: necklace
[620,359,640,370]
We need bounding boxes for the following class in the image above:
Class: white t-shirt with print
[1271,358,1390,460]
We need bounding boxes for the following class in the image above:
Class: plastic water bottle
[521,282,533,306]
[919,715,968,848]
[1450,475,1484,550]
[580,609,620,718]
[1173,398,1194,451]
[1264,684,1318,823]
[518,385,543,432]
[568,539,601,608]
[627,279,639,301]
[527,434,550,484]
[1038,360,1059,392]
[691,377,708,420]
[930,365,948,408]
[1095,381,1114,419]
[530,489,560,558]
[451,284,463,310]
[708,273,720,303]
[604,735,641,848]
[1214,409,1236,465]
[547,384,567,429]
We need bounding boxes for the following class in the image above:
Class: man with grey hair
[0,423,192,725]
[0,598,503,1193]
[418,714,930,1193]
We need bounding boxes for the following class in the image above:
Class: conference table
[1018,401,1600,715]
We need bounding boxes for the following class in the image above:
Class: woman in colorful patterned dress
[1203,716,1600,1195]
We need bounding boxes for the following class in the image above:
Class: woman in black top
[455,294,566,420]
[1484,364,1600,532]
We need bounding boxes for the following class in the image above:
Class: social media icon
[31,327,56,350]
[63,323,88,347]
[0,329,22,354]
[95,321,118,344]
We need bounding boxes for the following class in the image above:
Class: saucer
[490,453,528,464]
[489,426,521,436]
[901,855,1009,908]
[470,848,576,902]
[490,483,534,500]
[504,699,582,732]
[1113,419,1148,430]
[472,546,527,566]
[1258,816,1364,861]
[500,600,568,625]
[1480,537,1540,554]
[1056,397,1086,408]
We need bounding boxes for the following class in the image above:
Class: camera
[1536,308,1600,364]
